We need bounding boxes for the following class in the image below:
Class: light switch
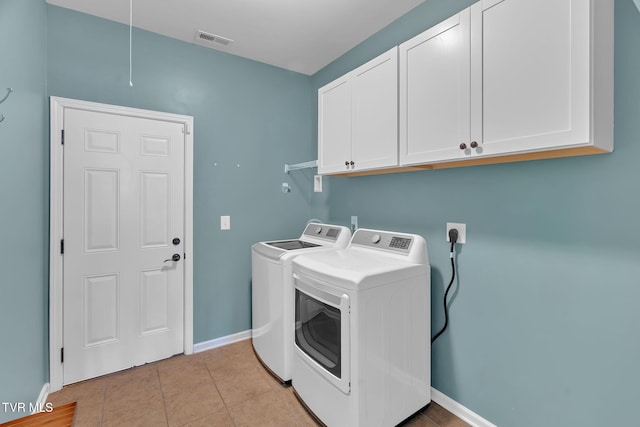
[220,215,230,230]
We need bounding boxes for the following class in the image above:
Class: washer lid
[293,248,429,291]
[252,241,325,260]
[251,223,352,260]
[266,240,320,250]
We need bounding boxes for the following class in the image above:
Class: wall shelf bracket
[284,160,317,174]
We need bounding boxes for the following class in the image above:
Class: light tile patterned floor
[47,339,469,426]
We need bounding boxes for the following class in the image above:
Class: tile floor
[47,339,469,426]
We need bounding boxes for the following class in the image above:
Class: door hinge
[61,129,64,145]
[60,239,64,254]
[184,123,191,135]
[61,348,64,363]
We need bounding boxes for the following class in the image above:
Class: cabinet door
[470,0,591,157]
[351,47,398,171]
[399,11,471,166]
[318,76,352,175]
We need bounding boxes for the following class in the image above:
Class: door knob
[172,237,181,245]
[164,253,181,263]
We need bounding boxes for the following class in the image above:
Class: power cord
[431,229,458,344]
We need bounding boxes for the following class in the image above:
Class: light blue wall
[2,2,315,421]
[0,0,48,423]
[46,6,315,343]
[2,1,638,425]
[311,0,640,426]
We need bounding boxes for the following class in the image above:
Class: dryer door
[294,273,350,394]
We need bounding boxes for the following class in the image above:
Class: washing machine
[291,228,430,426]
[251,222,351,383]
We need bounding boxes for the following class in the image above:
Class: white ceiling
[45,0,425,75]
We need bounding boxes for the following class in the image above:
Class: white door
[62,108,185,385]
[399,10,471,165]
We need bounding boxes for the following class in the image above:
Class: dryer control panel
[351,229,413,253]
[349,228,428,265]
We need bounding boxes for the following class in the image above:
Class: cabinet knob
[345,161,350,167]
[350,161,355,166]
[459,143,467,150]
[470,141,478,149]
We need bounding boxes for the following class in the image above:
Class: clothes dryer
[292,228,430,426]
[251,223,350,383]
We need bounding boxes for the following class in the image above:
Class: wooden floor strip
[0,402,76,427]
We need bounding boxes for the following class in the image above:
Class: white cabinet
[318,47,398,175]
[399,10,471,165]
[399,0,613,167]
[318,76,351,174]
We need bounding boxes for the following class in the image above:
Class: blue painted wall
[2,0,638,425]
[311,0,640,426]
[46,6,315,343]
[2,2,315,421]
[0,0,48,422]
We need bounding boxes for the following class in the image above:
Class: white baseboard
[193,329,252,353]
[31,383,50,415]
[431,387,497,427]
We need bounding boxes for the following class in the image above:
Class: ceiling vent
[195,30,233,46]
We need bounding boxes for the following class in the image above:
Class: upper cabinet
[318,0,613,176]
[398,0,613,168]
[318,47,398,175]
[399,10,471,165]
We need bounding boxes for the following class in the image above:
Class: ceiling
[45,0,425,75]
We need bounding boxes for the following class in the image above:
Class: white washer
[292,228,430,426]
[251,223,351,383]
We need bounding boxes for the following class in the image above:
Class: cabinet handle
[470,141,478,149]
[459,143,467,150]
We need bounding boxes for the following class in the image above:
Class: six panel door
[63,108,185,385]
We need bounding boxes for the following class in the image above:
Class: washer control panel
[302,223,345,242]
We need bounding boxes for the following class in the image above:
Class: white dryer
[292,228,430,426]
[251,223,351,383]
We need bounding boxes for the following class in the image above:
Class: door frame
[48,97,194,392]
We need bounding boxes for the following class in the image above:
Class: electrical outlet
[446,222,466,244]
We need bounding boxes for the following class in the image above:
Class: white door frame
[49,97,194,392]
